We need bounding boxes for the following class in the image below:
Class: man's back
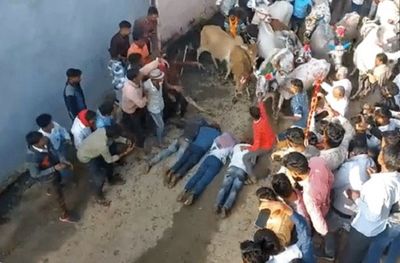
[192,126,221,151]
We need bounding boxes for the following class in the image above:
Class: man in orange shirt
[127,30,151,65]
[243,99,276,182]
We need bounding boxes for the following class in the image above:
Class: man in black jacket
[64,68,87,120]
[25,131,78,223]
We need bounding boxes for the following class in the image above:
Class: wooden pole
[305,78,322,141]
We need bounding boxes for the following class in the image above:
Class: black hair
[36,114,52,128]
[128,53,143,65]
[375,107,392,121]
[253,229,282,256]
[66,68,82,78]
[348,139,368,156]
[307,131,318,146]
[271,173,293,199]
[286,127,305,146]
[119,20,132,29]
[324,122,345,148]
[85,110,97,121]
[132,29,144,41]
[98,100,114,116]
[249,106,261,120]
[386,82,399,96]
[382,143,400,171]
[282,152,310,174]
[240,240,265,263]
[382,130,400,146]
[105,124,122,138]
[291,79,304,92]
[26,131,44,146]
[256,187,278,201]
[126,66,140,81]
[376,53,388,64]
[148,6,159,16]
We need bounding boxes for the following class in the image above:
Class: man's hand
[346,189,360,201]
[64,161,74,170]
[54,163,67,171]
[259,200,293,216]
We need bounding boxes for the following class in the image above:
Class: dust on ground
[0,29,378,263]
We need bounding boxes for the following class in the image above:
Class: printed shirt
[352,172,400,237]
[290,92,309,128]
[39,121,71,151]
[301,157,334,236]
[143,79,164,114]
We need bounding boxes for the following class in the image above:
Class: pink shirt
[300,157,334,235]
[121,80,147,114]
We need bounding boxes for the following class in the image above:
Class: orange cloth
[127,43,151,64]
[249,101,276,151]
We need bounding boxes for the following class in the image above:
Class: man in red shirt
[243,100,276,182]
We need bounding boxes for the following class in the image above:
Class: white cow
[375,0,400,27]
[250,0,293,26]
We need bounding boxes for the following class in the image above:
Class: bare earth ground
[0,48,378,263]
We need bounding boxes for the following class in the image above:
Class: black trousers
[86,157,114,197]
[340,226,373,263]
[122,109,147,148]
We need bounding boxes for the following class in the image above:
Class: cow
[228,44,258,102]
[197,25,244,73]
[250,0,293,26]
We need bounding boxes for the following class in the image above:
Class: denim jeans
[171,144,206,178]
[150,111,164,144]
[184,155,223,197]
[85,156,114,197]
[351,2,362,13]
[340,226,376,263]
[364,224,400,263]
[215,166,246,210]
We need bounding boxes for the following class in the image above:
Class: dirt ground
[0,23,382,263]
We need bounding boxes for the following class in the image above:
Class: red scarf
[78,109,92,128]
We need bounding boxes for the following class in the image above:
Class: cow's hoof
[232,97,238,104]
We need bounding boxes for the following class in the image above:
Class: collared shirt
[291,92,309,128]
[39,121,71,151]
[333,154,374,216]
[229,143,250,171]
[71,117,92,148]
[121,80,147,114]
[319,116,355,171]
[301,157,334,236]
[143,79,164,114]
[109,32,130,58]
[77,128,126,164]
[352,172,400,237]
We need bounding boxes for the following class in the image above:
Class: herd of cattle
[194,0,400,117]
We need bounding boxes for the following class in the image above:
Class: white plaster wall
[157,0,218,41]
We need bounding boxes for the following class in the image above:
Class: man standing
[127,30,151,65]
[133,6,160,56]
[64,68,87,120]
[143,69,165,146]
[109,20,132,61]
[25,131,77,223]
[282,152,334,236]
[77,125,134,205]
[71,109,97,148]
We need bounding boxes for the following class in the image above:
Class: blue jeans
[215,166,246,210]
[364,224,400,263]
[150,112,164,144]
[352,2,362,13]
[184,155,223,197]
[171,144,206,178]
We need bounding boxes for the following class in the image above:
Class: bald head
[336,66,348,79]
[333,86,345,99]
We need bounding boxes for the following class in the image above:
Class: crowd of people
[20,0,400,262]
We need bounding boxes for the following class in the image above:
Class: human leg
[170,145,193,173]
[148,139,179,166]
[385,229,400,263]
[86,158,107,199]
[215,170,236,209]
[339,226,373,263]
[122,111,146,148]
[364,226,398,263]
[223,175,245,210]
[190,156,223,198]
[184,156,211,192]
[150,112,165,144]
[175,146,205,178]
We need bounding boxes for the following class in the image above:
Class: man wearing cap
[64,68,87,120]
[143,69,165,145]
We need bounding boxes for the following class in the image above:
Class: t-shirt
[291,92,309,128]
[267,245,302,263]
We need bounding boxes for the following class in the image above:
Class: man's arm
[303,194,328,235]
[26,161,56,179]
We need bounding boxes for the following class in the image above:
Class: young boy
[64,68,87,120]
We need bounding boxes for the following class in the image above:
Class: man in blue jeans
[215,143,250,218]
[166,124,221,188]
[177,132,236,205]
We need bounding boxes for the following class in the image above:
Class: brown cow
[228,43,258,103]
[197,25,244,72]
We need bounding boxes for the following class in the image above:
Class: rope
[305,78,322,140]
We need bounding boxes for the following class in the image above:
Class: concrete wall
[157,0,217,41]
[0,0,150,187]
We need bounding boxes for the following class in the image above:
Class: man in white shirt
[324,86,349,117]
[215,143,250,218]
[71,110,97,148]
[341,142,400,263]
[36,113,72,158]
[321,66,352,99]
[143,69,165,145]
[322,139,374,260]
